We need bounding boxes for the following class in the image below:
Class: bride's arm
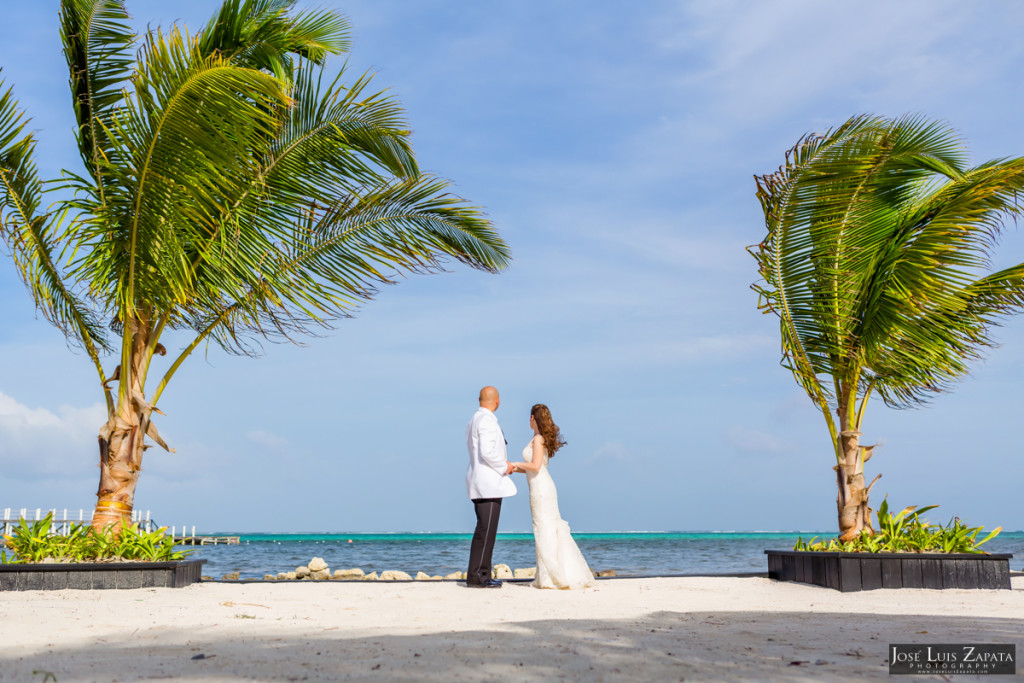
[516,436,545,473]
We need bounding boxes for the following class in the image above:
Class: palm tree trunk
[835,429,877,541]
[92,315,152,532]
[93,414,143,532]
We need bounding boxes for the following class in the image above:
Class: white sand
[1,576,1022,682]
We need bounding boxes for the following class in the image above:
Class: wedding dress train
[523,443,594,589]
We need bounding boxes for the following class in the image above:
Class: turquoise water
[184,531,1024,580]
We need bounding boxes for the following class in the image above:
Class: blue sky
[1,1,1023,533]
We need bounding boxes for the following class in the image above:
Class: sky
[1,0,1023,534]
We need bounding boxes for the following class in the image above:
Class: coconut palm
[0,0,509,531]
[751,114,1024,539]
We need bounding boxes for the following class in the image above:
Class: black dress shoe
[466,579,502,588]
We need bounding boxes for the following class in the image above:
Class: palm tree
[751,114,1024,540]
[0,0,510,531]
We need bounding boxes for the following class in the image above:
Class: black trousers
[467,498,502,584]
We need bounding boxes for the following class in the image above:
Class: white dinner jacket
[465,407,517,500]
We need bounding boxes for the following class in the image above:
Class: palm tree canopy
[0,0,509,395]
[752,114,1024,409]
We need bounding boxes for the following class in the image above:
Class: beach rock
[277,572,288,580]
[222,572,240,581]
[295,566,311,578]
[492,564,513,579]
[595,569,616,577]
[310,569,331,581]
[414,571,441,581]
[201,575,213,581]
[514,567,536,579]
[262,574,276,581]
[307,557,328,572]
[333,568,365,580]
[283,571,298,580]
[444,571,466,580]
[362,572,379,581]
[379,570,413,581]
[431,575,444,580]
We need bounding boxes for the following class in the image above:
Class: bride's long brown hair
[531,404,566,458]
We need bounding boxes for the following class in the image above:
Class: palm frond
[0,74,111,353]
[72,26,288,322]
[198,175,507,354]
[59,0,135,190]
[197,0,350,81]
[753,113,1024,415]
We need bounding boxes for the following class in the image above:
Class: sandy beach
[1,575,1021,682]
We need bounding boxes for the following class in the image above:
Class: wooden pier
[174,535,240,546]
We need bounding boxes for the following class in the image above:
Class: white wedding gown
[523,442,594,589]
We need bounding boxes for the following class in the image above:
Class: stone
[307,557,328,572]
[295,566,311,578]
[379,570,413,581]
[310,569,331,581]
[284,572,298,580]
[201,575,213,581]
[277,572,288,580]
[431,575,444,580]
[513,567,536,579]
[414,571,439,581]
[492,564,513,579]
[221,572,240,581]
[262,574,276,581]
[362,572,379,580]
[444,571,466,580]
[333,568,365,580]
[595,569,616,577]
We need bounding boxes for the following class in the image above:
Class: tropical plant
[0,0,509,531]
[1,513,189,563]
[793,498,1002,554]
[751,114,1024,540]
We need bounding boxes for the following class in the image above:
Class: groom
[465,386,516,588]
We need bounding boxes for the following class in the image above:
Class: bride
[511,404,594,589]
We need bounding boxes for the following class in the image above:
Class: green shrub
[1,513,192,563]
[794,499,1001,553]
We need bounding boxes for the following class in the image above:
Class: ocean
[184,531,1024,580]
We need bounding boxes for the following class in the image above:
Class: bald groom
[464,386,517,588]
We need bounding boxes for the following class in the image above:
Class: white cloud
[0,390,105,481]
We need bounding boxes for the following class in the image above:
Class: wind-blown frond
[197,0,350,81]
[72,27,288,321]
[199,174,507,354]
[0,74,110,354]
[59,0,135,191]
[752,114,1024,415]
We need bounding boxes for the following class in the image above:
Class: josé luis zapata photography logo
[889,644,1016,675]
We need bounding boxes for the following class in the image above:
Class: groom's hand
[505,461,515,475]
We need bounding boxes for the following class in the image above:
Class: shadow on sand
[3,608,1020,681]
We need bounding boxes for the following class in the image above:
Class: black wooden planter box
[766,550,1012,592]
[0,558,206,591]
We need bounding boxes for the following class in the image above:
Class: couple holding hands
[465,386,593,589]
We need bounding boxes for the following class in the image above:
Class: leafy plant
[1,513,191,563]
[794,499,1001,553]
